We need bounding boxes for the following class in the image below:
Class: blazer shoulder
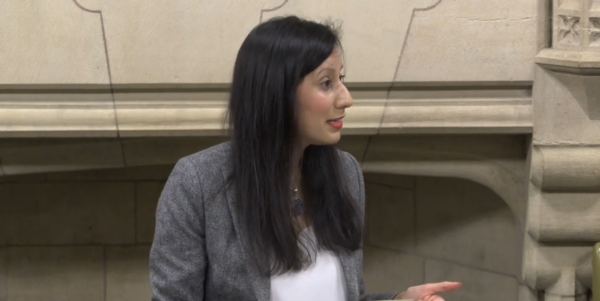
[173,141,232,193]
[180,141,231,169]
[336,149,362,178]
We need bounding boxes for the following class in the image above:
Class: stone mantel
[0,81,533,138]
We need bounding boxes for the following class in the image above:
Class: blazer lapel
[222,168,270,301]
[339,251,360,301]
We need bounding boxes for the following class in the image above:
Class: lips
[327,116,344,130]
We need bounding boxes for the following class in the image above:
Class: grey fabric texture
[149,142,398,301]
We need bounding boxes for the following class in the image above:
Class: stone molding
[530,145,600,192]
[0,83,533,137]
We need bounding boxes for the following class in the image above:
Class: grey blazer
[149,142,397,301]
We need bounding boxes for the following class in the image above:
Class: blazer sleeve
[150,158,206,301]
[344,152,400,301]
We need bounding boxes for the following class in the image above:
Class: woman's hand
[395,281,462,301]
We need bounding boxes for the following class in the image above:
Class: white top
[270,227,347,301]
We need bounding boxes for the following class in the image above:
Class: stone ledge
[0,83,533,137]
[536,49,600,74]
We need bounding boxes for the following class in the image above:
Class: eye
[321,79,332,89]
[339,75,346,82]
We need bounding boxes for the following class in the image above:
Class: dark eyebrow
[317,66,344,76]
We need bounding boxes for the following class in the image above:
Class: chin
[315,134,341,146]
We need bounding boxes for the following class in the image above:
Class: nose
[335,83,353,109]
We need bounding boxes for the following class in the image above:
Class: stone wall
[0,165,173,301]
[2,0,599,300]
[0,164,521,301]
[363,174,521,301]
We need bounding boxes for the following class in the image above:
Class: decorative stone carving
[538,0,600,71]
[527,2,600,300]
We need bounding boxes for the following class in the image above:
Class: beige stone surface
[0,249,6,301]
[528,145,600,243]
[5,247,104,301]
[0,1,108,84]
[0,183,135,245]
[335,135,370,163]
[0,0,537,138]
[425,259,518,301]
[379,101,533,134]
[381,84,533,134]
[0,140,124,176]
[537,48,600,69]
[106,246,152,301]
[46,164,174,182]
[531,191,600,242]
[532,67,600,144]
[0,173,46,184]
[395,0,538,82]
[122,137,227,166]
[521,234,593,291]
[0,91,117,138]
[416,177,519,276]
[113,89,228,137]
[362,246,425,294]
[136,182,165,243]
[364,173,415,190]
[112,88,386,137]
[264,0,441,83]
[362,135,529,227]
[365,182,415,252]
[532,146,600,192]
[0,86,532,137]
[517,284,538,301]
[72,0,282,83]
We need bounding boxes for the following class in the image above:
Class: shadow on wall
[0,166,521,301]
[362,173,521,301]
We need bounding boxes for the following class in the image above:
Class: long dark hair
[226,16,363,276]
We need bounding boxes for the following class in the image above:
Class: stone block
[0,249,6,301]
[0,1,108,84]
[336,135,370,162]
[46,164,174,182]
[363,173,415,190]
[395,0,537,82]
[424,259,518,301]
[113,89,228,137]
[362,246,425,295]
[533,68,600,144]
[0,140,124,175]
[136,182,165,243]
[365,182,415,252]
[416,177,519,276]
[70,0,283,84]
[5,246,104,301]
[122,137,227,166]
[0,91,117,138]
[0,183,135,245]
[106,246,151,301]
[0,174,46,184]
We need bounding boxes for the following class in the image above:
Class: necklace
[291,187,303,216]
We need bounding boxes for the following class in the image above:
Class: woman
[150,16,461,301]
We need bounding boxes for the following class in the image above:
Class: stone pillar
[524,1,600,300]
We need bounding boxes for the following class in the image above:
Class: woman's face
[295,49,353,148]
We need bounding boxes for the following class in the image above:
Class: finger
[423,281,462,294]
[422,294,444,301]
[431,295,444,301]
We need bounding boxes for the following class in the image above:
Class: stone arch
[359,134,530,230]
[361,172,523,298]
